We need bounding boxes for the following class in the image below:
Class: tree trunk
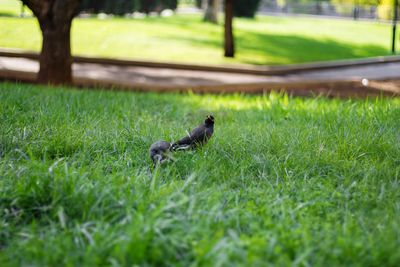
[224,0,234,57]
[22,0,80,85]
[38,19,73,84]
[204,0,219,24]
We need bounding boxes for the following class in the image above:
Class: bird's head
[205,115,215,126]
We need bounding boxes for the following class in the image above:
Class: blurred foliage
[79,0,178,15]
[377,0,396,20]
[233,0,262,17]
[194,0,262,18]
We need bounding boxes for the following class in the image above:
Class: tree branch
[21,0,53,20]
[52,0,81,22]
[22,0,80,22]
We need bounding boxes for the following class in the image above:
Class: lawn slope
[0,14,394,65]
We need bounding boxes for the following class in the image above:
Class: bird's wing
[174,135,192,146]
[189,125,208,143]
[172,123,212,150]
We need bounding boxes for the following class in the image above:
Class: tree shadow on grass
[160,32,390,65]
[236,33,390,64]
[0,12,16,17]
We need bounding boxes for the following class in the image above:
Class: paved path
[0,56,399,97]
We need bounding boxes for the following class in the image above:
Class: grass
[0,82,399,266]
[0,0,24,16]
[0,13,395,65]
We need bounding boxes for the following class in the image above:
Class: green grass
[0,0,22,16]
[0,82,399,266]
[0,14,395,65]
[0,0,32,17]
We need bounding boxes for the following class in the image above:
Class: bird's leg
[152,154,163,165]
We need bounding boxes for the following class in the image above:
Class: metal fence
[179,0,398,21]
[259,0,396,20]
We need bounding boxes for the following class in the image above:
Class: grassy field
[0,12,395,65]
[0,0,24,16]
[0,82,399,266]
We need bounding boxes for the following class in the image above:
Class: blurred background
[0,0,398,66]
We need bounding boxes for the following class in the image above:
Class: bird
[171,115,214,151]
[149,140,172,165]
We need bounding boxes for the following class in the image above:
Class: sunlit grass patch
[0,14,394,65]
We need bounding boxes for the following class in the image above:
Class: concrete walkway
[1,53,399,97]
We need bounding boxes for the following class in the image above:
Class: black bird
[149,140,172,165]
[172,115,214,151]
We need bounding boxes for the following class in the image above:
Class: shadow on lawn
[161,31,389,65]
[237,33,390,64]
[0,12,16,17]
